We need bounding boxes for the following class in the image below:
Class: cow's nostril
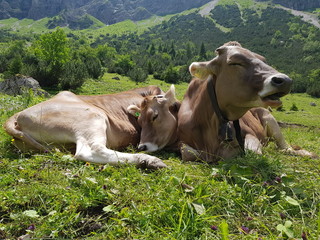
[138,144,147,151]
[271,77,284,86]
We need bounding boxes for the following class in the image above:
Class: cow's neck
[206,78,244,152]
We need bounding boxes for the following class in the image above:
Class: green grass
[0,75,319,239]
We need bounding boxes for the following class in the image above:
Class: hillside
[0,0,211,27]
[0,0,320,96]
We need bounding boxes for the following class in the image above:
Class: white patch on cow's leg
[75,139,166,169]
[244,134,263,154]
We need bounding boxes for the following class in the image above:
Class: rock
[0,75,48,96]
[310,102,317,106]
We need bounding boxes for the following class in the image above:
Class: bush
[113,55,135,75]
[59,60,88,90]
[162,65,179,84]
[307,81,320,97]
[127,68,148,83]
[84,56,103,79]
[290,103,298,111]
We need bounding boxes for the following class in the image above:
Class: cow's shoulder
[185,78,206,99]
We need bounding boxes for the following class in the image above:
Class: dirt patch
[277,6,320,28]
[278,121,320,131]
[199,0,220,16]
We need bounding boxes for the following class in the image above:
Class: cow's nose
[271,75,292,88]
[138,144,147,151]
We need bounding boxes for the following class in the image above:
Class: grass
[0,74,319,239]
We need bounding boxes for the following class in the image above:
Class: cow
[128,85,316,160]
[128,41,316,162]
[4,86,167,169]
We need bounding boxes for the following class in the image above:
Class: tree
[162,65,179,83]
[112,55,135,75]
[149,43,156,55]
[33,28,70,86]
[34,28,70,67]
[199,42,207,60]
[8,55,23,76]
[307,69,320,97]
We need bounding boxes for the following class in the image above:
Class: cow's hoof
[138,154,167,169]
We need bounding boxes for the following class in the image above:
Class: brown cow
[129,41,314,162]
[129,85,316,160]
[4,86,167,169]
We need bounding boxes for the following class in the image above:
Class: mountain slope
[0,0,212,25]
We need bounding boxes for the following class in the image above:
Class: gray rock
[0,75,48,96]
[310,102,317,106]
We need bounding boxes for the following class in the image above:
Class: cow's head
[189,41,292,120]
[127,85,179,152]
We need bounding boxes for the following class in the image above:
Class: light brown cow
[129,85,316,160]
[4,86,167,169]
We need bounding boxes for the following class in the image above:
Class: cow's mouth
[262,92,286,107]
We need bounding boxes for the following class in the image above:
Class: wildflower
[85,162,90,166]
[275,176,282,183]
[246,216,253,221]
[102,185,107,190]
[279,212,286,219]
[11,138,15,142]
[210,225,218,231]
[302,231,308,240]
[27,224,35,231]
[240,226,250,234]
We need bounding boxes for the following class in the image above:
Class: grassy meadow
[0,73,320,239]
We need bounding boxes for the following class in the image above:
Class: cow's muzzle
[138,142,159,152]
[259,74,292,107]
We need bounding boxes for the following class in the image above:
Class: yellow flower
[11,139,15,142]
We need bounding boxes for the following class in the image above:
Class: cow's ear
[164,85,177,106]
[127,105,141,118]
[189,61,211,80]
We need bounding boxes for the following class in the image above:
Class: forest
[0,4,320,97]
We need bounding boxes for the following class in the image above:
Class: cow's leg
[74,128,167,169]
[180,143,201,162]
[264,114,317,158]
[244,134,263,154]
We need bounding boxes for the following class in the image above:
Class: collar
[206,77,244,152]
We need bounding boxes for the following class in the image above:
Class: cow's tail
[4,114,48,151]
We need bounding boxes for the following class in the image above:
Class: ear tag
[135,112,140,117]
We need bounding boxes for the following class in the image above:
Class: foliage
[32,28,70,86]
[127,67,148,83]
[111,54,135,75]
[306,69,320,97]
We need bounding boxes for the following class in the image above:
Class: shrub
[307,81,320,97]
[84,56,103,79]
[127,67,148,83]
[290,103,298,111]
[162,65,179,84]
[59,60,88,90]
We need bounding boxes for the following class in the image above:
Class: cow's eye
[229,62,243,66]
